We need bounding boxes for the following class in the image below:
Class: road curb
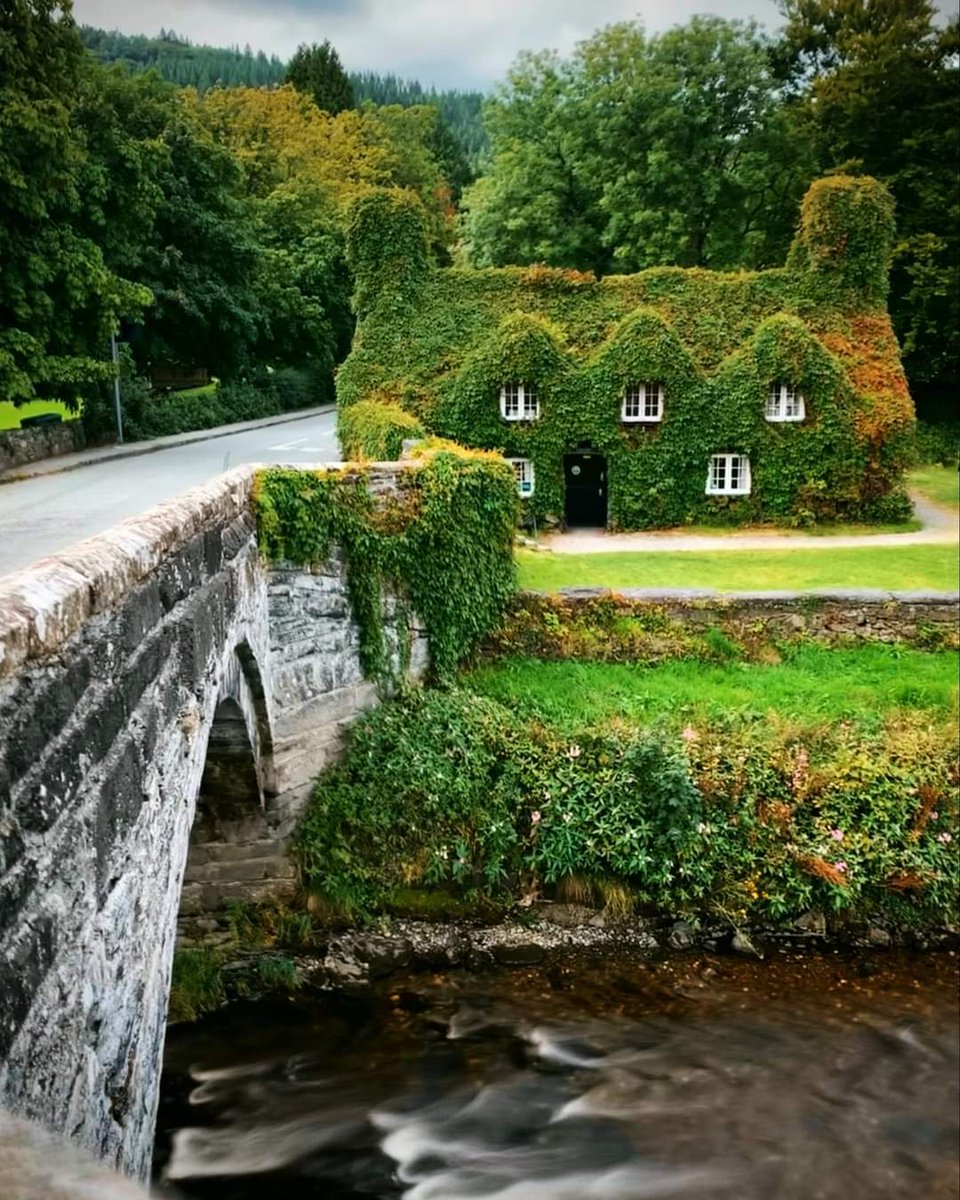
[0,404,337,486]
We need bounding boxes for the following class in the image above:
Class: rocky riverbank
[172,900,960,1019]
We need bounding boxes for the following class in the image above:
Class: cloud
[73,0,787,86]
[76,0,956,90]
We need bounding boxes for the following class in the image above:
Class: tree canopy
[776,0,959,406]
[462,19,815,274]
[5,4,956,413]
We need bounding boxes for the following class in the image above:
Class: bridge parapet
[0,461,429,1180]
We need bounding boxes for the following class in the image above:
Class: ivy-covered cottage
[336,175,915,529]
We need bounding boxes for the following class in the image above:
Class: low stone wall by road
[0,422,85,474]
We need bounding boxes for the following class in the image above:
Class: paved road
[0,410,340,578]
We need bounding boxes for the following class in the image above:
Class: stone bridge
[0,463,425,1180]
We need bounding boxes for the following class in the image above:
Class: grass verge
[517,544,960,593]
[908,465,960,513]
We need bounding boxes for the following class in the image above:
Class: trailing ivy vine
[253,450,518,683]
[337,175,914,529]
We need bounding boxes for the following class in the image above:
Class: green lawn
[908,465,960,512]
[466,645,959,732]
[517,544,959,593]
[0,400,80,430]
[169,382,219,400]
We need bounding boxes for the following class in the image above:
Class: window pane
[643,382,662,418]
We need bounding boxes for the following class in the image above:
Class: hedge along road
[0,409,340,578]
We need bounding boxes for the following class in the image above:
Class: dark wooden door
[564,452,607,527]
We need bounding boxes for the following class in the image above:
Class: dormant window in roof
[622,381,663,422]
[500,382,540,421]
[765,381,805,422]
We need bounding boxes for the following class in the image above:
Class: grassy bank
[908,465,960,512]
[297,654,958,930]
[466,645,959,732]
[516,544,960,593]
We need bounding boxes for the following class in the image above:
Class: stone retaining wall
[504,587,959,652]
[0,422,86,474]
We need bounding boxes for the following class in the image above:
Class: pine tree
[286,40,353,114]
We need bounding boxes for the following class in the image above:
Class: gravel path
[539,491,958,554]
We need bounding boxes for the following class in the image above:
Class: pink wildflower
[830,829,844,842]
[530,810,541,825]
[682,726,698,742]
[834,861,847,873]
[937,831,952,844]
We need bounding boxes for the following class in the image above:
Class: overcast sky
[73,0,804,89]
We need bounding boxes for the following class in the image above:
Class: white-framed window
[500,382,540,422]
[706,453,751,496]
[507,457,535,498]
[622,381,664,423]
[765,381,805,422]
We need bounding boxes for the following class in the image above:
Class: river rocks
[668,921,697,950]
[490,942,546,966]
[793,911,827,938]
[323,934,414,983]
[535,903,598,929]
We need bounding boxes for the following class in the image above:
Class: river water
[155,950,959,1199]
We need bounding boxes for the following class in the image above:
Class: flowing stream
[155,950,959,1199]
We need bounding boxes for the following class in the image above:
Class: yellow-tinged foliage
[195,87,454,249]
[196,85,392,211]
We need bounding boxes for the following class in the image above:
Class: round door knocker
[571,465,581,476]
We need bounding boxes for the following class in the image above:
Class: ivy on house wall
[253,451,518,682]
[337,175,915,529]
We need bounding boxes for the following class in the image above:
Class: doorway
[564,450,607,527]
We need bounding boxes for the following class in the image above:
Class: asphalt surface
[0,410,340,578]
